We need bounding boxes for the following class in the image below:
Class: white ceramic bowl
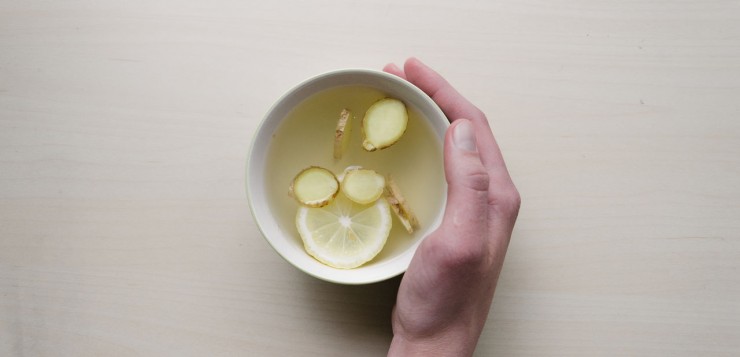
[247,69,448,284]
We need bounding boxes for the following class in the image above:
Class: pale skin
[383,58,521,357]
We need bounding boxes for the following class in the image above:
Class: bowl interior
[247,69,448,284]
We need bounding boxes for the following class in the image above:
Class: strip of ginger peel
[384,175,419,233]
[333,109,352,159]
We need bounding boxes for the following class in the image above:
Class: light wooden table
[2,1,739,356]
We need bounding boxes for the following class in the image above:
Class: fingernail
[453,120,477,152]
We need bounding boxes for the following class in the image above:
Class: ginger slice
[289,166,339,207]
[341,168,386,205]
[337,165,363,182]
[384,175,419,233]
[333,109,353,159]
[361,98,408,151]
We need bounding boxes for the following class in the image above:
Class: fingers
[403,58,485,124]
[383,63,406,79]
[402,58,514,194]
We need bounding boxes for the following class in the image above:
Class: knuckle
[472,107,489,127]
[491,187,521,217]
[443,244,487,271]
[465,170,490,192]
[430,237,487,271]
[473,107,487,121]
[507,188,522,212]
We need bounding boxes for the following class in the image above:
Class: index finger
[402,58,512,185]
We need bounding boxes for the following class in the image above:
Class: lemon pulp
[295,193,392,269]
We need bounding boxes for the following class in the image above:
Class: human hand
[385,58,520,357]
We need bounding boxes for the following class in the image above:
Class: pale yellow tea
[265,86,445,265]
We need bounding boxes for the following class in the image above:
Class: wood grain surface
[1,0,739,356]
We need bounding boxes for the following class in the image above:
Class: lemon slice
[296,193,392,269]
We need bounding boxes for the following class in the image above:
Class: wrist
[388,328,477,357]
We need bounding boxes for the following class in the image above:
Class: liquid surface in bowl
[265,85,445,266]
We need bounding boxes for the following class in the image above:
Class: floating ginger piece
[337,165,363,182]
[289,166,339,207]
[341,168,386,205]
[333,109,353,159]
[362,98,408,151]
[384,175,419,233]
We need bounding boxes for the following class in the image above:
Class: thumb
[442,119,490,235]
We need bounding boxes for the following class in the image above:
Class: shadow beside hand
[299,272,402,349]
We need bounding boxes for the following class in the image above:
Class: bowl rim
[246,68,448,285]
